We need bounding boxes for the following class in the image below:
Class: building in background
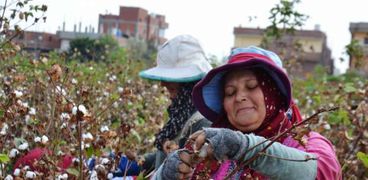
[7,5,168,57]
[349,22,368,74]
[98,6,168,47]
[57,22,101,52]
[9,31,60,58]
[233,26,333,77]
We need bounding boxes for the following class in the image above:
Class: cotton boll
[13,168,20,176]
[0,123,8,135]
[25,171,36,179]
[29,108,36,115]
[60,113,70,120]
[100,126,109,132]
[71,78,78,84]
[78,104,88,115]
[9,148,19,158]
[83,132,93,140]
[14,90,23,98]
[72,106,78,115]
[18,142,29,150]
[323,123,331,130]
[41,135,49,144]
[56,173,68,180]
[4,175,13,180]
[34,136,41,143]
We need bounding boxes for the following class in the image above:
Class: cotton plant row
[0,56,169,179]
[292,72,368,178]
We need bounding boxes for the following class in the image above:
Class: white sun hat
[139,34,212,82]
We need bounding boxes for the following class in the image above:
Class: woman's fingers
[179,150,194,167]
[194,132,207,152]
[177,151,194,179]
[178,162,192,173]
[178,171,193,180]
[189,130,204,139]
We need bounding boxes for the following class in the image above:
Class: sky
[24,0,368,73]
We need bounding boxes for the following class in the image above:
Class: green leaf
[136,172,147,180]
[0,109,4,118]
[344,83,356,93]
[357,152,368,168]
[110,93,120,101]
[111,119,120,129]
[0,153,10,163]
[66,168,80,177]
[85,146,94,158]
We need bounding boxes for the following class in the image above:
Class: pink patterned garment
[283,132,342,180]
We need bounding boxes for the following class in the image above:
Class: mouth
[236,107,255,115]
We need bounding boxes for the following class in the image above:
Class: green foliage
[346,39,364,68]
[263,0,308,42]
[67,168,80,177]
[69,35,121,62]
[0,153,10,163]
[357,152,368,169]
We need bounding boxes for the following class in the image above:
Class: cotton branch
[224,106,339,179]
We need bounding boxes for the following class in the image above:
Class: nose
[235,90,247,102]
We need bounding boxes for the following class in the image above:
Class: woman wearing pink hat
[154,46,341,179]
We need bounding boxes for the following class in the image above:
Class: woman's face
[223,69,266,132]
[160,81,181,99]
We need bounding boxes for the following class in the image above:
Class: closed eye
[224,88,235,97]
[247,80,258,89]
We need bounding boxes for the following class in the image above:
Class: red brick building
[98,6,168,46]
[9,31,60,57]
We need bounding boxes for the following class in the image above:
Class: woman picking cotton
[154,46,341,179]
[117,35,213,176]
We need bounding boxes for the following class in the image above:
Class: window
[364,37,368,45]
[18,33,24,40]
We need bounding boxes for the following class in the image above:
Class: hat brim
[139,65,206,82]
[192,58,291,122]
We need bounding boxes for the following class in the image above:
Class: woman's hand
[163,140,179,154]
[161,150,195,179]
[189,128,248,161]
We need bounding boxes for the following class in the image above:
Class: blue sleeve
[243,134,317,180]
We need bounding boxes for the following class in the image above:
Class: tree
[0,0,47,60]
[69,35,119,62]
[261,0,309,76]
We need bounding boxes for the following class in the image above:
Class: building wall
[99,6,168,47]
[234,35,263,48]
[298,38,323,53]
[350,31,368,72]
[349,22,368,74]
[233,27,332,77]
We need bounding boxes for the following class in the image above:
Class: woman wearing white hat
[138,34,213,174]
